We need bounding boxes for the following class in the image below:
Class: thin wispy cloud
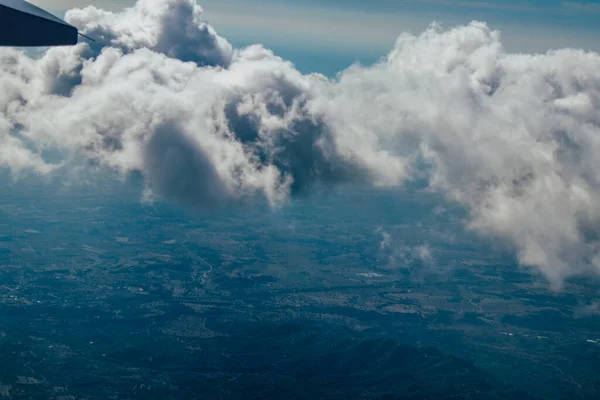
[562,1,600,13]
[391,0,600,15]
[400,0,541,13]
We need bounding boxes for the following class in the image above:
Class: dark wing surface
[0,0,78,46]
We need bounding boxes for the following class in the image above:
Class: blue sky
[35,0,600,76]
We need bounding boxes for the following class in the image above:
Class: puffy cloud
[377,227,434,270]
[66,0,233,66]
[1,0,600,287]
[321,23,600,287]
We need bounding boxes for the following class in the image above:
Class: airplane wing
[0,0,78,46]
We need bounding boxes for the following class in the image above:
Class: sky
[2,0,600,290]
[32,0,600,76]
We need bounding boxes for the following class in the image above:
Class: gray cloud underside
[1,0,600,287]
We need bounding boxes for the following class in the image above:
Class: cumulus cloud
[321,23,600,288]
[377,227,434,270]
[1,0,600,287]
[67,0,233,66]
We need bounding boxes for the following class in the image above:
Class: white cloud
[1,0,600,288]
[377,227,434,270]
[67,0,233,66]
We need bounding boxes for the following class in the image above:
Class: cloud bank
[1,0,600,287]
